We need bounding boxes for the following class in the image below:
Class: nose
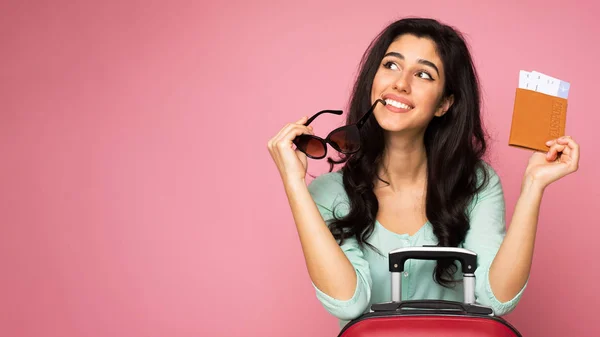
[392,72,411,94]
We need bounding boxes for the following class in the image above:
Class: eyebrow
[383,52,440,76]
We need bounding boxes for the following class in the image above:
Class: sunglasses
[293,99,386,159]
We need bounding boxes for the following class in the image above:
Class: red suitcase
[337,246,522,337]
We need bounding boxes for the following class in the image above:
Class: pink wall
[1,1,598,336]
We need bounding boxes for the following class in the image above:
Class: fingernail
[545,140,552,146]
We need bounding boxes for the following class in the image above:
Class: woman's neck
[378,133,428,191]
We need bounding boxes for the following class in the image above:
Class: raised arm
[268,117,372,319]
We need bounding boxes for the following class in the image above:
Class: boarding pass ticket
[518,70,570,99]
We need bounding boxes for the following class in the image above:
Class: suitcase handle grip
[388,246,477,274]
[388,246,477,304]
[371,300,493,315]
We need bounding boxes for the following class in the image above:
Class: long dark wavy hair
[328,18,490,287]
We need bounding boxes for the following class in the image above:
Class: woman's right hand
[267,116,314,183]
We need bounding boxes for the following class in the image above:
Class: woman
[267,17,579,328]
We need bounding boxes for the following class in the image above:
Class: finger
[545,135,572,146]
[547,143,566,161]
[268,134,279,152]
[557,136,580,168]
[271,124,290,150]
[274,116,308,140]
[281,124,314,142]
[274,122,295,140]
[269,127,289,151]
[560,143,572,157]
[295,116,309,124]
[556,137,579,156]
[556,136,577,147]
[275,125,314,151]
[272,117,309,145]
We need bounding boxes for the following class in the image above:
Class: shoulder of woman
[468,161,504,211]
[307,171,349,209]
[476,161,502,190]
[307,171,345,195]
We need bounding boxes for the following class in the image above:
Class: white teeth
[385,99,412,110]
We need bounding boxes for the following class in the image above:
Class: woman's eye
[383,61,399,70]
[417,71,433,80]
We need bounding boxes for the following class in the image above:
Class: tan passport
[508,88,568,152]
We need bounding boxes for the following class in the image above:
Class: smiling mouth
[384,99,413,110]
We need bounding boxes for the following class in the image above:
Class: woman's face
[370,34,453,134]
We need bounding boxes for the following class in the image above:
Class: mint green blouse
[306,165,526,328]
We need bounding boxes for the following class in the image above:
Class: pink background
[1,1,598,336]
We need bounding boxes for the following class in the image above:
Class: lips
[382,94,414,113]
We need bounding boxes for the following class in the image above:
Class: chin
[378,123,412,134]
[380,125,410,133]
[374,115,410,132]
[374,110,433,135]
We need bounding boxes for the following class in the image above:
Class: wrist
[283,176,307,193]
[521,174,546,194]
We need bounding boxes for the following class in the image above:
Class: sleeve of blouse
[462,166,527,316]
[306,173,373,320]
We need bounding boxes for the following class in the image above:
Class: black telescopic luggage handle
[369,246,494,315]
[388,246,477,304]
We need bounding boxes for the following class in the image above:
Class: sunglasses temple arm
[293,110,341,144]
[356,99,386,127]
[305,110,343,126]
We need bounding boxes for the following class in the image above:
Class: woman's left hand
[524,136,580,189]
